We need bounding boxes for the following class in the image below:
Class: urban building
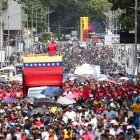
[0,0,27,67]
[112,44,140,75]
[3,0,27,51]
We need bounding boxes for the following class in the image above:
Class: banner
[23,55,63,86]
[80,17,89,40]
[83,29,89,42]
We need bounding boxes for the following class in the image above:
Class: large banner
[80,17,89,41]
[23,55,63,86]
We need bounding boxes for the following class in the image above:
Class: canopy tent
[0,66,15,71]
[74,64,100,76]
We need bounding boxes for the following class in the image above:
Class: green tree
[108,0,140,29]
[22,0,111,35]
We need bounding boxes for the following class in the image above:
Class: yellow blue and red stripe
[23,55,63,87]
[23,55,63,74]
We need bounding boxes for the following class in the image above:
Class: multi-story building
[112,44,140,75]
[3,0,27,52]
[0,0,8,67]
[0,0,27,67]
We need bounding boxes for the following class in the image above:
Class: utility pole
[0,0,3,68]
[58,24,61,41]
[48,7,50,32]
[135,0,138,75]
[31,2,33,33]
[26,8,29,49]
[45,7,47,25]
[8,15,10,66]
[36,9,37,35]
[41,9,42,22]
[5,37,7,66]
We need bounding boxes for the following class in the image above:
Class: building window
[130,48,131,55]
[2,0,8,11]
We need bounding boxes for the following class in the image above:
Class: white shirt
[110,128,121,136]
[44,134,58,140]
[85,110,90,117]
[90,117,97,128]
[42,131,49,140]
[6,133,12,140]
[15,133,21,140]
[65,111,76,121]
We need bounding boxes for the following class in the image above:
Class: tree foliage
[108,0,140,29]
[22,0,111,34]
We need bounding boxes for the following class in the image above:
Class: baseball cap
[121,122,128,126]
[113,122,119,126]
[110,120,117,124]
[127,125,132,129]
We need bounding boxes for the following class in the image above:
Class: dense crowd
[61,41,122,74]
[0,78,140,140]
[0,40,139,140]
[0,81,23,100]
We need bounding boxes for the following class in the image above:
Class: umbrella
[0,77,6,83]
[34,97,57,107]
[119,77,129,80]
[3,98,19,103]
[57,96,76,105]
[23,97,35,103]
[10,76,22,82]
[76,77,86,83]
[31,107,50,114]
[41,87,63,97]
[98,77,108,81]
[63,74,75,82]
[88,75,98,80]
[65,74,75,79]
[66,93,80,99]
[106,76,113,80]
[104,79,115,83]
[69,77,77,81]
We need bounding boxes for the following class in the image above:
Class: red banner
[83,29,89,41]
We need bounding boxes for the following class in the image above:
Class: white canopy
[0,66,15,71]
[74,64,100,76]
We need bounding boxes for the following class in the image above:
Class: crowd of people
[0,40,139,140]
[0,81,23,100]
[61,41,123,74]
[0,78,140,140]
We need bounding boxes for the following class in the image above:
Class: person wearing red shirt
[82,86,90,101]
[47,40,57,56]
[95,88,106,99]
[82,130,91,140]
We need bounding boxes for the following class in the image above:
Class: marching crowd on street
[0,40,140,140]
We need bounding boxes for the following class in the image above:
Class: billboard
[88,22,106,35]
[80,17,89,41]
[120,29,140,43]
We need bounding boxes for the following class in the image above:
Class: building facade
[112,44,140,75]
[0,0,27,67]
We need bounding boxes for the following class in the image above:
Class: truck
[23,54,63,96]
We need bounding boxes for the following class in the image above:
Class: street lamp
[0,0,6,69]
[135,0,138,75]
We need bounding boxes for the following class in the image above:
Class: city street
[0,0,140,140]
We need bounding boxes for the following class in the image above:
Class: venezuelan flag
[23,55,63,87]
